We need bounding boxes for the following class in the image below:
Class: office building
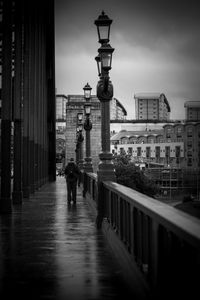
[184,101,200,121]
[134,93,170,121]
[111,122,200,170]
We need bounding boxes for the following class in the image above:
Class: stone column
[22,2,31,198]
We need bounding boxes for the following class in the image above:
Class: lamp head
[83,83,92,99]
[94,11,112,44]
[98,43,114,71]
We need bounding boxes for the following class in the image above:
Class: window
[146,147,151,158]
[137,147,141,157]
[187,157,192,166]
[166,127,172,138]
[187,127,193,137]
[128,147,133,155]
[120,148,125,154]
[175,146,180,158]
[165,146,170,158]
[177,127,182,137]
[187,141,192,149]
[155,146,160,159]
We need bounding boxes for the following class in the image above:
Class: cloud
[55,0,200,119]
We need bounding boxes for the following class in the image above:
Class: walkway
[0,177,133,300]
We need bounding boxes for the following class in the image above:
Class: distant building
[65,95,101,172]
[134,93,170,121]
[65,95,127,171]
[110,98,127,120]
[111,122,200,170]
[56,94,68,120]
[184,101,200,121]
[56,95,68,169]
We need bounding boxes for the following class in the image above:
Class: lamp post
[77,113,84,170]
[75,127,80,164]
[95,11,116,182]
[83,83,93,173]
[94,11,116,227]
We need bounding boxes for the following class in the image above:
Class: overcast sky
[55,0,200,119]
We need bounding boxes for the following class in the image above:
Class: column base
[96,152,116,228]
[30,184,35,194]
[0,198,12,213]
[12,191,23,204]
[78,159,84,171]
[97,152,116,182]
[83,157,93,173]
[23,186,31,198]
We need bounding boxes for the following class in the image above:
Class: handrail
[103,181,200,247]
[84,172,200,298]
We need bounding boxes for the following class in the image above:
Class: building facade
[56,94,68,120]
[65,95,101,172]
[184,101,200,121]
[56,94,68,170]
[110,98,127,120]
[134,93,171,121]
[111,122,200,170]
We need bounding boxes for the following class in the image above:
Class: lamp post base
[83,158,93,197]
[97,152,116,182]
[83,157,93,173]
[78,159,84,171]
[96,152,116,228]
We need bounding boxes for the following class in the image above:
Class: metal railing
[84,172,200,298]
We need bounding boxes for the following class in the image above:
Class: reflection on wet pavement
[0,177,132,300]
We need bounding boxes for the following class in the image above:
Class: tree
[113,154,159,197]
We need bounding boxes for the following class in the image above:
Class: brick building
[65,95,127,172]
[111,122,200,170]
[65,95,101,172]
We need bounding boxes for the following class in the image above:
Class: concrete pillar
[47,0,56,182]
[12,0,23,204]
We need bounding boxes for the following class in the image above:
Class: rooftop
[184,101,200,108]
[134,93,171,112]
[111,129,164,140]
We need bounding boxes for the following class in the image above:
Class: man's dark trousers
[67,180,77,203]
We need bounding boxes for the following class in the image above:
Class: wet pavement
[0,177,133,300]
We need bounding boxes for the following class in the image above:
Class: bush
[113,154,159,197]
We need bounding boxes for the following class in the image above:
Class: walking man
[64,158,80,204]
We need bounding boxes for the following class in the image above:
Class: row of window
[120,146,181,157]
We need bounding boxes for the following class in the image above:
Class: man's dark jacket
[64,162,80,182]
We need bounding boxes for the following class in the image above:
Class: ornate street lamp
[98,43,114,72]
[77,112,83,124]
[83,82,92,99]
[97,43,114,98]
[95,54,101,77]
[83,83,93,174]
[94,11,116,228]
[94,10,112,44]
